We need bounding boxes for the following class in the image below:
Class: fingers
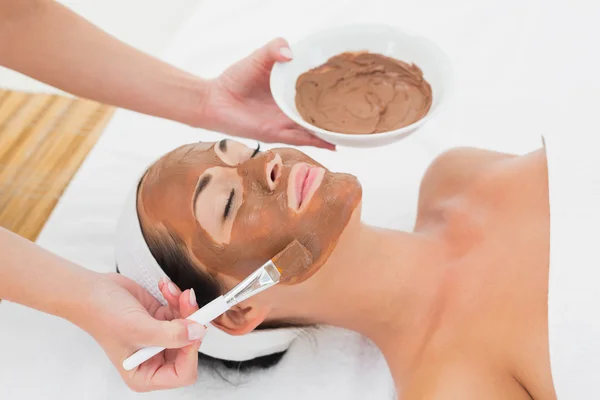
[251,37,293,72]
[170,339,202,386]
[159,277,182,311]
[179,288,200,319]
[134,315,206,349]
[131,340,202,392]
[153,305,176,321]
[266,37,293,62]
[158,279,200,319]
[123,281,205,392]
[155,279,204,345]
[276,128,336,150]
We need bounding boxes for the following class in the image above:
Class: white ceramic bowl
[270,24,453,148]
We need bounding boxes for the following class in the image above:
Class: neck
[283,221,448,376]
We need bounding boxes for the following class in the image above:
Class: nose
[265,153,283,191]
[239,151,283,192]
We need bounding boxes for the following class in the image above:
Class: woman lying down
[115,135,598,399]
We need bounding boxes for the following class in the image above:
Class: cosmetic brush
[122,240,313,371]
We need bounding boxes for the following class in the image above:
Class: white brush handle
[122,296,229,371]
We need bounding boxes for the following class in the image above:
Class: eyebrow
[218,139,227,152]
[192,174,212,214]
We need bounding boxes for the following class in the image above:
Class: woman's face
[138,140,362,285]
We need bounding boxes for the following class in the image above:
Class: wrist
[56,268,102,328]
[185,77,216,129]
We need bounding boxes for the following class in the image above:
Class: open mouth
[288,163,325,211]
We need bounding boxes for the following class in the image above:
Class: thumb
[136,317,206,349]
[277,128,336,150]
[250,37,293,72]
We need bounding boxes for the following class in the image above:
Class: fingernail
[189,288,198,307]
[160,277,170,287]
[280,47,293,59]
[168,282,180,297]
[187,324,206,341]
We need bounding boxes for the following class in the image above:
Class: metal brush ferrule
[224,261,281,306]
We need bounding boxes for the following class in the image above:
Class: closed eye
[223,189,235,220]
[251,143,261,158]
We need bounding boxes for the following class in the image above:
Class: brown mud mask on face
[139,142,362,286]
[295,52,433,134]
[271,239,313,285]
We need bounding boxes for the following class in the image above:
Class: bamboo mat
[0,89,115,241]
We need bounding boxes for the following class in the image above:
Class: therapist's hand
[202,38,335,150]
[80,273,204,392]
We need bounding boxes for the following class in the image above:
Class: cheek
[300,175,361,247]
[227,197,293,265]
[234,202,277,239]
[236,205,262,229]
[219,205,291,280]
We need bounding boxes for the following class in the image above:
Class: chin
[302,173,362,255]
[331,172,363,205]
[326,172,362,223]
[298,200,363,284]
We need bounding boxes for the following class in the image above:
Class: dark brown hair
[143,223,288,372]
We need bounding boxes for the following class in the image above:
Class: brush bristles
[271,240,313,284]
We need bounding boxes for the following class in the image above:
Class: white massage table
[1,0,598,398]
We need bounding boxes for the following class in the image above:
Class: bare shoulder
[421,147,516,193]
[400,359,531,400]
[417,147,516,214]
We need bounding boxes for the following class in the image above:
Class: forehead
[139,142,222,215]
[156,142,221,173]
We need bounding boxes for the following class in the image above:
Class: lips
[288,163,325,211]
[296,165,310,206]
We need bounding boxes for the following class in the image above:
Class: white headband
[115,172,301,361]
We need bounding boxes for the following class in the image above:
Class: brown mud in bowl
[295,51,432,135]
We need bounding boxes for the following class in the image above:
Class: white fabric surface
[545,130,600,400]
[0,0,598,398]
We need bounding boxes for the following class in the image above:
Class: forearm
[0,226,98,323]
[0,0,209,126]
